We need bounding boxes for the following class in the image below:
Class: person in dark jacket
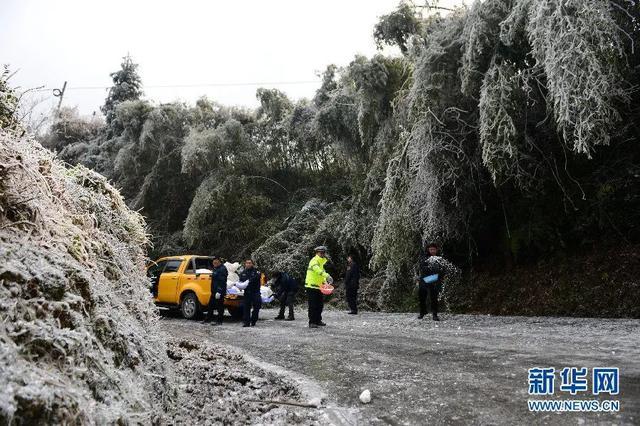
[204,257,228,325]
[273,272,298,321]
[345,255,360,315]
[239,259,262,327]
[417,243,441,321]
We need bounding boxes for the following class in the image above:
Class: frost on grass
[0,130,172,423]
[0,130,324,424]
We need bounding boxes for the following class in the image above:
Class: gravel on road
[161,309,640,425]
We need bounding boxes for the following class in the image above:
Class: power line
[34,79,321,93]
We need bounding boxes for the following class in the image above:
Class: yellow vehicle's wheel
[180,292,201,320]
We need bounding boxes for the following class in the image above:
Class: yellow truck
[146,255,245,320]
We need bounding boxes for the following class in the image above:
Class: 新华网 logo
[527,367,620,412]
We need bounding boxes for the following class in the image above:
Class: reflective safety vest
[305,255,329,289]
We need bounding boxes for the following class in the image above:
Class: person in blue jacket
[204,256,228,325]
[273,271,299,321]
[239,259,262,327]
[417,243,441,321]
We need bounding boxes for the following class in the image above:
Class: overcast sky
[1,0,464,116]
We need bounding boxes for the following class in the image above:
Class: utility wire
[34,79,321,93]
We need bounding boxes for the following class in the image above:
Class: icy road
[162,309,640,425]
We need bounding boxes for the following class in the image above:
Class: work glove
[215,292,221,300]
[326,275,334,285]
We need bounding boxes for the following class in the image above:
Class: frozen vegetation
[0,130,319,424]
[0,0,639,421]
[35,1,640,315]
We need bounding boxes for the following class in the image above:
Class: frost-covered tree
[183,175,276,257]
[374,1,422,54]
[368,0,639,304]
[42,107,104,153]
[313,65,338,107]
[39,1,640,312]
[102,55,143,126]
[0,66,19,130]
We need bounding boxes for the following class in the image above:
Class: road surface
[161,309,640,425]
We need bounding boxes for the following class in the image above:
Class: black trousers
[346,285,358,313]
[206,291,225,323]
[243,290,261,325]
[278,290,297,318]
[306,288,323,324]
[418,282,439,316]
